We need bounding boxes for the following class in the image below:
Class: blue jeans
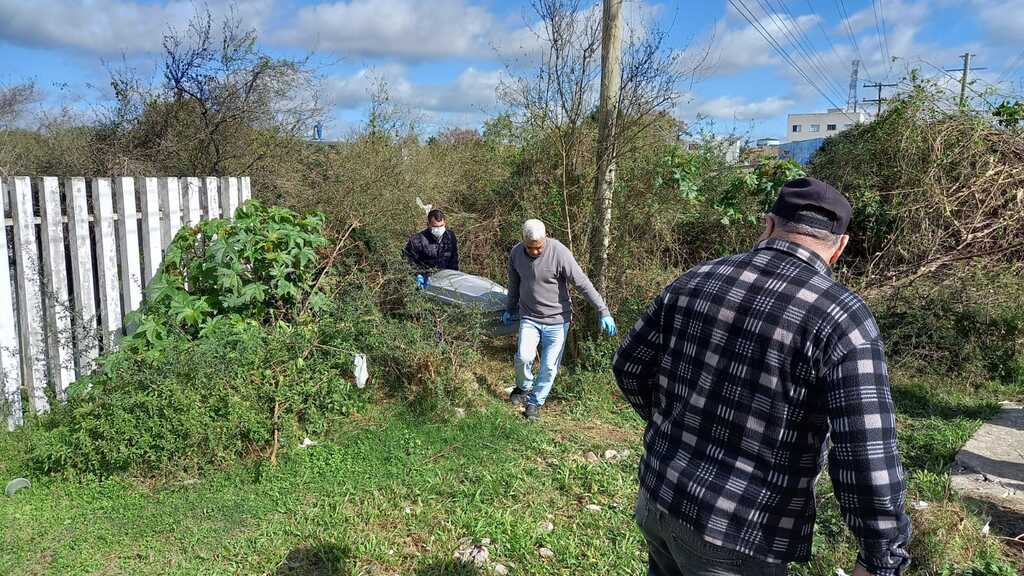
[514,319,570,406]
[635,494,788,576]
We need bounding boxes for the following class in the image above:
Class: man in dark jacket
[614,178,910,576]
[404,209,459,286]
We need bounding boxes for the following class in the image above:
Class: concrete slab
[950,402,1024,536]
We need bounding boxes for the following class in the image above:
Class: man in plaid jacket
[613,178,910,576]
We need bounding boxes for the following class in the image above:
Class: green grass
[1,355,1021,575]
[0,393,646,575]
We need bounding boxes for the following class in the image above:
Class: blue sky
[1,0,1022,141]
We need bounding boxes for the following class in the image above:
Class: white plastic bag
[353,354,369,389]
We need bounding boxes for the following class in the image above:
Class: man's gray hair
[523,219,547,242]
[773,214,841,246]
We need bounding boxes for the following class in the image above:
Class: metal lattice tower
[848,59,860,112]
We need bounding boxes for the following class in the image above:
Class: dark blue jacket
[404,229,459,273]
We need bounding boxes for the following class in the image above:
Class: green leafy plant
[993,100,1023,129]
[140,200,330,339]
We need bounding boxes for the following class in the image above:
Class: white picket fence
[1,176,252,430]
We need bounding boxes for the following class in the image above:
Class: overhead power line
[914,57,995,109]
[804,0,846,71]
[862,80,897,116]
[996,48,1024,86]
[834,0,874,81]
[756,0,847,103]
[872,0,892,75]
[945,53,988,108]
[727,0,855,120]
[768,0,848,103]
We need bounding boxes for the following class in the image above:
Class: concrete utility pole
[959,53,972,108]
[848,59,860,112]
[863,81,898,116]
[945,53,987,108]
[588,0,623,298]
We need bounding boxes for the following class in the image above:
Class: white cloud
[0,0,272,55]
[968,0,1024,43]
[834,0,930,71]
[698,6,820,76]
[490,1,664,67]
[684,94,797,120]
[272,0,493,61]
[324,65,505,114]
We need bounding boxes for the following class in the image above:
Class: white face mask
[430,226,446,239]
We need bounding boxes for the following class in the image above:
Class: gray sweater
[506,238,610,325]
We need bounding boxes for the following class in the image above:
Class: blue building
[779,137,827,165]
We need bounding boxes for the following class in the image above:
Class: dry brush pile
[810,85,1024,292]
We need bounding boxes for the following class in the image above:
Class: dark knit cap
[770,177,852,235]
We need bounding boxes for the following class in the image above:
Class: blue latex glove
[415,274,427,289]
[501,311,514,326]
[600,315,617,336]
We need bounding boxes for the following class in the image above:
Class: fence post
[203,177,220,220]
[10,177,48,413]
[92,178,122,350]
[66,177,98,375]
[182,177,201,227]
[159,177,182,250]
[140,177,162,285]
[39,177,75,399]
[0,179,24,429]
[114,177,143,326]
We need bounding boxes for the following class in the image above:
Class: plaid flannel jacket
[613,239,911,575]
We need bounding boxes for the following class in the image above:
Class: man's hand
[501,311,514,326]
[415,274,427,289]
[600,316,617,336]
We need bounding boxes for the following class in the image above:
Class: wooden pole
[587,0,624,301]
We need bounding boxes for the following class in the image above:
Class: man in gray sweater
[502,219,617,420]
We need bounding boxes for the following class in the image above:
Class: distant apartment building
[744,138,781,162]
[779,108,872,164]
[785,109,871,143]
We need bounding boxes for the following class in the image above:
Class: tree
[499,0,706,257]
[0,82,38,176]
[0,83,35,127]
[160,7,323,175]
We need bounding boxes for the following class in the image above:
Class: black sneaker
[524,403,540,421]
[509,388,527,406]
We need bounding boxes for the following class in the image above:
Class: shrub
[31,319,363,476]
[810,79,1024,282]
[22,201,493,476]
[872,266,1024,385]
[137,200,330,340]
